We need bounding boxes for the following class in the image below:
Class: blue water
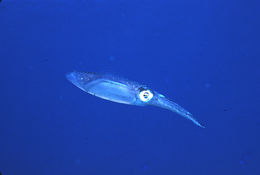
[0,0,259,175]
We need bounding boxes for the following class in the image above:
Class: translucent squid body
[66,71,204,128]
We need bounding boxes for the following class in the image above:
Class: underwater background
[0,0,259,174]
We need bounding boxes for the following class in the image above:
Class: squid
[66,71,204,128]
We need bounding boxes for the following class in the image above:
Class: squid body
[66,71,204,128]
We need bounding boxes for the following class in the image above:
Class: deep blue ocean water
[0,0,259,175]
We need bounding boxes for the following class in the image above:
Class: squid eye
[139,90,153,102]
